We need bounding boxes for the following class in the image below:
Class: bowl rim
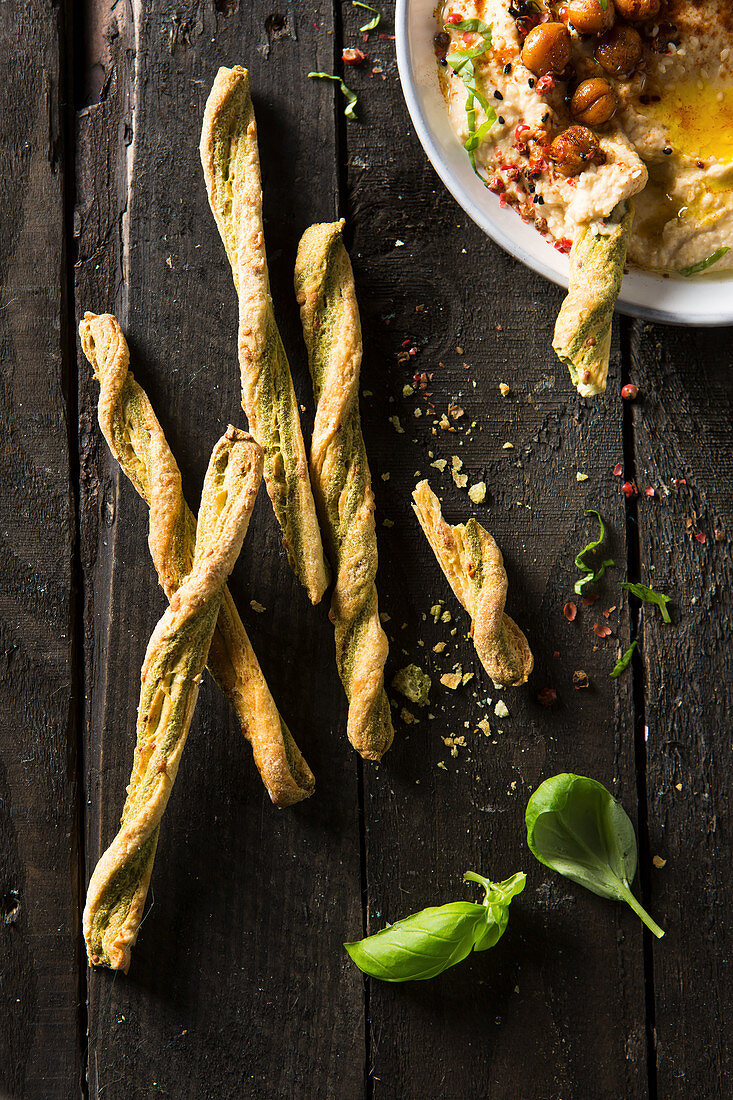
[395,0,733,328]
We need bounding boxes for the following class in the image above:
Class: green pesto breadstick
[294,221,393,761]
[79,313,314,807]
[84,427,263,971]
[553,203,634,397]
[199,65,329,605]
[412,481,533,688]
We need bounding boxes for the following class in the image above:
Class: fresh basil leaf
[679,246,729,277]
[609,639,637,678]
[344,871,525,982]
[574,509,614,595]
[600,0,608,9]
[621,582,672,623]
[526,773,664,938]
[353,1,381,32]
[308,72,358,119]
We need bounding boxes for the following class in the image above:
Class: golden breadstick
[84,427,262,971]
[553,203,634,397]
[412,481,533,687]
[79,313,314,807]
[199,65,329,605]
[294,221,392,761]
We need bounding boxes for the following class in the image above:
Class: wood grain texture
[341,5,647,1096]
[630,322,733,1097]
[0,1,81,1096]
[76,2,364,1097]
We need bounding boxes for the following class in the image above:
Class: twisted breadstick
[84,427,262,971]
[79,313,314,807]
[412,481,533,688]
[553,203,634,397]
[294,221,392,761]
[199,65,329,606]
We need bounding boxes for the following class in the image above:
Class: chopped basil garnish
[621,582,672,623]
[679,246,730,277]
[574,509,614,595]
[599,0,608,9]
[609,639,637,678]
[353,1,380,32]
[308,72,358,120]
[443,19,496,175]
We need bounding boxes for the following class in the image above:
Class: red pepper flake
[553,237,572,254]
[622,481,638,499]
[447,12,462,23]
[342,47,366,65]
[514,123,530,140]
[593,623,612,638]
[563,601,577,621]
[694,531,706,544]
[553,650,560,658]
[537,687,557,707]
[672,478,687,488]
[581,594,598,607]
[645,486,655,497]
[535,74,555,94]
[602,605,616,619]
[613,462,623,476]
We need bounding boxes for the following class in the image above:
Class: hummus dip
[436,0,733,275]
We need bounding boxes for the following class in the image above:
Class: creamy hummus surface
[436,0,733,274]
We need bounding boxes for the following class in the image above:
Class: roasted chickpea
[548,125,604,176]
[570,77,618,124]
[521,23,572,76]
[613,0,660,21]
[595,24,643,77]
[563,0,615,35]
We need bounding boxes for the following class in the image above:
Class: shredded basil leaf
[353,1,380,32]
[609,639,637,678]
[443,19,496,176]
[574,509,614,596]
[308,72,358,119]
[679,247,729,276]
[621,582,672,623]
[600,0,608,9]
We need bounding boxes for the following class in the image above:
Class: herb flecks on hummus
[437,0,733,276]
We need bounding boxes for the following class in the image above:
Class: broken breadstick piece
[412,481,533,687]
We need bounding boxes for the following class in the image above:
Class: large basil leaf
[526,774,664,938]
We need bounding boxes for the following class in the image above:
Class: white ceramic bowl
[395,0,733,326]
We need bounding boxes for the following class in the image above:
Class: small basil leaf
[526,774,664,938]
[345,870,525,981]
[307,72,358,120]
[353,1,380,32]
[345,902,487,982]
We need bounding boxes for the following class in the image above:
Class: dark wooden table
[2,2,731,1097]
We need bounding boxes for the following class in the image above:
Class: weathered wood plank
[630,322,733,1097]
[341,5,648,1096]
[0,1,81,1096]
[76,1,366,1097]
